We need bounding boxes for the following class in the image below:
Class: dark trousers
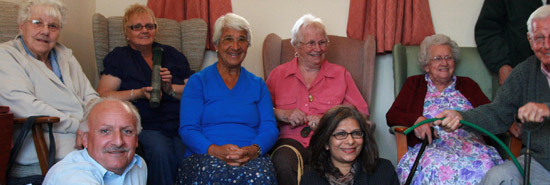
[138,130,186,185]
[269,138,311,185]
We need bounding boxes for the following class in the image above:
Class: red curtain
[347,0,435,53]
[147,0,233,50]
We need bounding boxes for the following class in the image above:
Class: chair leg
[31,124,49,175]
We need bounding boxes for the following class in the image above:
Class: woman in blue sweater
[176,13,279,184]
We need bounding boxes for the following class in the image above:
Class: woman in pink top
[266,14,371,185]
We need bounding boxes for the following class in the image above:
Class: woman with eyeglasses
[176,13,278,184]
[301,106,398,185]
[265,14,371,185]
[96,4,193,185]
[386,34,503,184]
[0,0,99,182]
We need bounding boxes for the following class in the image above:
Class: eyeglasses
[299,40,329,49]
[27,19,61,32]
[430,55,454,63]
[127,23,157,31]
[331,131,364,140]
[221,36,249,47]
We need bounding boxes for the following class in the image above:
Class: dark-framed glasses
[28,19,61,31]
[331,131,364,140]
[221,36,249,47]
[430,55,454,63]
[300,39,329,49]
[128,23,157,31]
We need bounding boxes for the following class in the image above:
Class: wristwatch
[168,89,177,97]
[252,144,262,157]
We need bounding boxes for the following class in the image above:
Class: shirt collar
[281,57,335,78]
[82,148,142,177]
[425,73,457,94]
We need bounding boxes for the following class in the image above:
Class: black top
[102,42,193,137]
[300,158,399,185]
[474,0,541,73]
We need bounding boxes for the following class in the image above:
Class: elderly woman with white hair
[0,0,98,183]
[266,14,370,185]
[386,34,502,184]
[176,13,278,184]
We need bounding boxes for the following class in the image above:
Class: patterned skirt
[175,154,278,185]
[397,126,503,185]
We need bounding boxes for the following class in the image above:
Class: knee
[482,165,521,184]
[271,147,298,169]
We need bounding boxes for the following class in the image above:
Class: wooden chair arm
[13,117,60,125]
[13,116,60,175]
[389,126,409,162]
[508,133,522,159]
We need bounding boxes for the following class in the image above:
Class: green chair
[389,43,522,162]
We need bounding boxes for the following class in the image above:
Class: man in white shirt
[43,98,147,185]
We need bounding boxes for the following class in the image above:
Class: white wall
[88,0,484,166]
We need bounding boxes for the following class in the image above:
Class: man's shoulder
[43,150,103,184]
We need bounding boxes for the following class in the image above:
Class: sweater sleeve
[251,81,279,155]
[462,67,524,134]
[179,74,213,154]
[386,76,426,146]
[386,76,424,127]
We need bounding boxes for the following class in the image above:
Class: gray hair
[212,13,251,47]
[290,14,328,47]
[79,98,142,134]
[17,0,67,27]
[527,5,550,34]
[418,34,460,68]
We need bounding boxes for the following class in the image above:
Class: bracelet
[130,89,134,100]
[252,144,262,157]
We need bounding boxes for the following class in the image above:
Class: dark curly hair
[308,105,379,177]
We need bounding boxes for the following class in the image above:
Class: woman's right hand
[207,144,246,166]
[140,86,154,100]
[283,109,307,128]
[413,116,437,144]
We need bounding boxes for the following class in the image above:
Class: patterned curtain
[347,0,435,53]
[147,0,232,50]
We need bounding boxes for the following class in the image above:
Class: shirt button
[305,104,308,106]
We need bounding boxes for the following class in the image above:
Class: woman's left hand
[160,68,173,93]
[307,115,321,130]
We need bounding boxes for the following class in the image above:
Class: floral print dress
[396,74,503,185]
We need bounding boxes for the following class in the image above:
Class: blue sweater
[179,63,278,157]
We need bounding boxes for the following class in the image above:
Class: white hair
[17,0,67,27]
[212,13,251,47]
[418,34,460,69]
[527,5,550,34]
[290,14,327,47]
[79,98,142,134]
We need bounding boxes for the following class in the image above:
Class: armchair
[92,13,207,75]
[390,43,522,162]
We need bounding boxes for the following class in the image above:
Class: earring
[126,37,129,41]
[215,50,218,53]
[325,145,329,150]
[294,52,299,58]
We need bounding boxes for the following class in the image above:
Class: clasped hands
[207,144,259,167]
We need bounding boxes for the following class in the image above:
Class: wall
[90,0,484,166]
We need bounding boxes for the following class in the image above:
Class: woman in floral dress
[386,34,503,184]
